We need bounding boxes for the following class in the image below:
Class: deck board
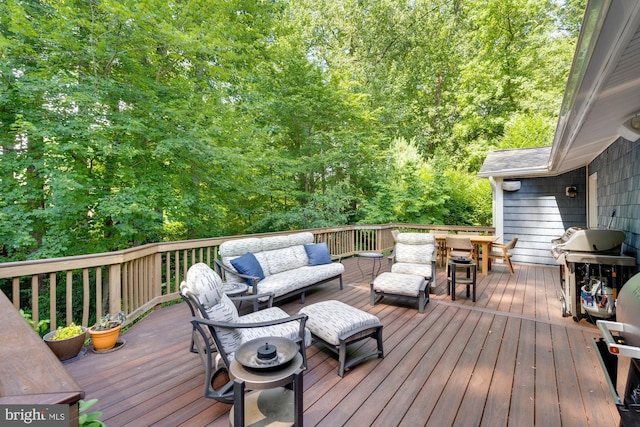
[427,310,489,427]
[370,304,453,427]
[403,307,476,425]
[481,314,517,426]
[509,317,536,427]
[62,258,621,426]
[535,321,562,426]
[553,324,585,427]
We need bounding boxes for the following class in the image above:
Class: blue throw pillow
[304,242,332,266]
[230,252,264,285]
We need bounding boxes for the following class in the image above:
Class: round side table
[229,352,304,427]
[223,282,249,310]
[358,252,384,281]
[222,282,249,297]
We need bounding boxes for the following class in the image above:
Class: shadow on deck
[64,258,621,426]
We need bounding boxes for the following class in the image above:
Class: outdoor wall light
[617,112,640,141]
[566,186,577,198]
[502,180,521,192]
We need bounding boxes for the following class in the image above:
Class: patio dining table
[432,234,498,274]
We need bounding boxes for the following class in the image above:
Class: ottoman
[299,300,384,377]
[370,272,428,313]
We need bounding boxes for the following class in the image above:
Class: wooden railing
[0,223,493,330]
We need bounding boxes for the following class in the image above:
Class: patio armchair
[488,236,518,274]
[387,232,437,291]
[181,263,310,403]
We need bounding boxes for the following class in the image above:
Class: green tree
[0,0,288,258]
[0,0,585,261]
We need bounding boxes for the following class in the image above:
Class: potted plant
[43,323,88,361]
[88,312,125,352]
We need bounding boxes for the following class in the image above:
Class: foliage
[51,323,84,341]
[19,309,50,335]
[0,0,585,266]
[498,113,555,150]
[78,399,105,427]
[93,312,125,331]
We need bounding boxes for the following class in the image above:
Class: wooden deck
[64,258,622,426]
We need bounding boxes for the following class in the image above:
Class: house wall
[497,137,640,267]
[589,137,640,264]
[502,168,587,265]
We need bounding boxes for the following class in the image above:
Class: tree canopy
[0,0,585,261]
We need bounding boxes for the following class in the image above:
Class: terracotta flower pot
[43,327,88,361]
[89,324,122,352]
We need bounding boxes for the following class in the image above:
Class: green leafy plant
[78,399,105,427]
[19,309,50,335]
[51,323,84,341]
[92,312,126,331]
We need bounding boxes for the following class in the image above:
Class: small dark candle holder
[257,342,277,361]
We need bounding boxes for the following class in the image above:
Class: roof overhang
[479,0,640,179]
[478,147,552,178]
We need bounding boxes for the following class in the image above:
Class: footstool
[370,272,428,313]
[299,300,384,377]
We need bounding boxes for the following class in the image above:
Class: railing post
[153,253,162,298]
[109,264,122,316]
[31,275,39,326]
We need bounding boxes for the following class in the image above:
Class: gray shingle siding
[496,138,640,267]
[589,137,640,264]
[502,168,587,265]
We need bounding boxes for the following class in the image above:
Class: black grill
[551,228,635,321]
[594,273,640,427]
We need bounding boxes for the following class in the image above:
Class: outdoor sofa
[217,232,344,309]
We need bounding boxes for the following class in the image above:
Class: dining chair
[445,235,475,274]
[488,237,518,274]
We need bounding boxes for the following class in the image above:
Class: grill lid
[617,272,640,348]
[554,229,625,253]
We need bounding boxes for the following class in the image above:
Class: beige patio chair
[181,263,309,403]
[386,232,436,291]
[445,235,475,274]
[488,236,518,274]
[371,232,435,313]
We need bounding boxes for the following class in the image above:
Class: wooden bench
[0,291,84,426]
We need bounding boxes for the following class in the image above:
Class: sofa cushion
[261,234,297,251]
[185,263,224,309]
[391,262,433,278]
[395,242,435,265]
[257,263,345,298]
[287,232,315,246]
[237,306,312,347]
[264,246,308,275]
[304,242,332,266]
[299,300,381,346]
[205,294,242,354]
[230,252,265,284]
[372,272,425,297]
[220,237,264,257]
[396,232,435,245]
